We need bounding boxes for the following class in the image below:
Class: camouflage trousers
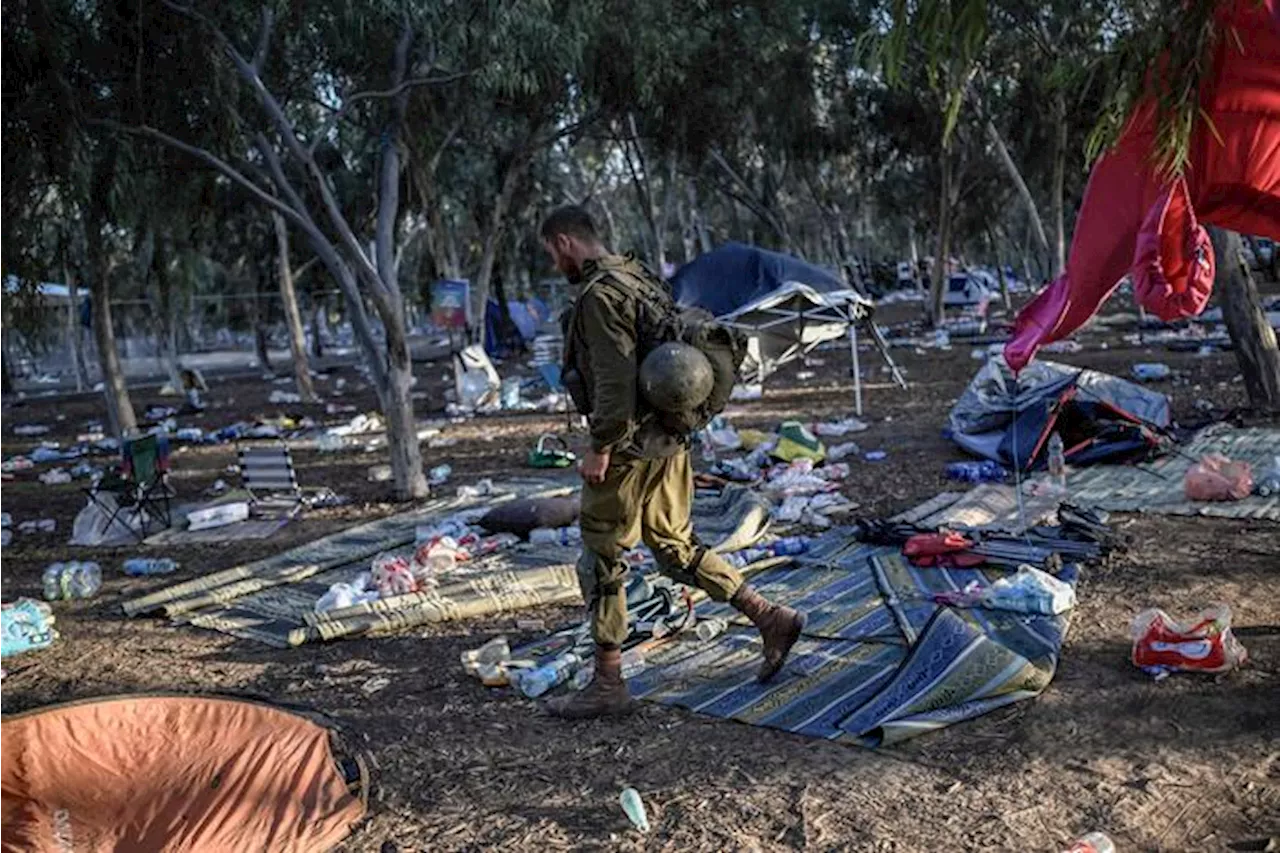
[577,451,743,646]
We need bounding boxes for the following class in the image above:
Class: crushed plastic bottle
[122,558,179,576]
[456,479,495,499]
[770,536,811,557]
[42,562,102,600]
[516,653,582,698]
[428,464,452,486]
[461,636,511,671]
[1063,831,1115,853]
[1132,362,1171,382]
[620,787,650,833]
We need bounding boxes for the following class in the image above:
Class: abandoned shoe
[544,644,635,719]
[731,585,805,683]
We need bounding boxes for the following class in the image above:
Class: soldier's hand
[580,448,610,484]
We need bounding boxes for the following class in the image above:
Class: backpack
[585,257,747,436]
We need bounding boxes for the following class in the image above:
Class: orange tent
[2,695,367,852]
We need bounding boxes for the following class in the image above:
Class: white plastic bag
[70,495,145,546]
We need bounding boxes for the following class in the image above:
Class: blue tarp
[670,243,845,317]
[484,297,548,355]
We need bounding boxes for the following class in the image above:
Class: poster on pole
[431,279,470,330]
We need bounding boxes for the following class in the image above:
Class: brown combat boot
[731,585,805,682]
[544,644,635,719]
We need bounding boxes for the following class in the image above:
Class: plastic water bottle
[771,537,811,557]
[620,787,650,833]
[517,653,582,698]
[122,558,179,576]
[1063,831,1115,853]
[567,648,646,690]
[428,464,452,486]
[1047,432,1067,493]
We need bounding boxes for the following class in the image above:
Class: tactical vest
[565,255,746,437]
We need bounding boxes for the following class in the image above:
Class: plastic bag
[370,553,417,596]
[982,565,1076,615]
[1184,453,1253,501]
[1131,604,1248,676]
[70,495,144,546]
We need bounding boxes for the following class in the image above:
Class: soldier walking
[539,205,805,720]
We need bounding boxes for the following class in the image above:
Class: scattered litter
[1254,456,1280,497]
[795,370,815,380]
[42,562,102,600]
[1131,362,1171,382]
[772,421,825,462]
[18,519,56,534]
[1184,453,1253,501]
[1063,831,1115,853]
[515,619,546,632]
[70,494,147,545]
[12,424,51,436]
[945,460,1008,483]
[122,558,179,576]
[371,553,418,595]
[981,566,1076,616]
[205,479,229,496]
[2,599,58,658]
[315,576,380,613]
[620,788,650,833]
[174,427,204,443]
[361,676,391,695]
[145,406,178,420]
[367,464,393,483]
[428,464,453,486]
[31,447,65,464]
[428,436,459,449]
[730,383,763,401]
[2,456,34,473]
[316,433,346,452]
[700,417,742,452]
[269,390,302,404]
[187,501,249,531]
[38,469,72,485]
[529,526,582,546]
[527,434,575,469]
[813,417,868,437]
[330,413,386,437]
[1131,604,1247,678]
[457,479,496,499]
[826,442,860,461]
[695,617,729,641]
[864,451,887,461]
[1041,340,1084,354]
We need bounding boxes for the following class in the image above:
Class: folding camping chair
[84,431,174,541]
[237,443,305,518]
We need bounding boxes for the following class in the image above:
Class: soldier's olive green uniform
[562,254,744,646]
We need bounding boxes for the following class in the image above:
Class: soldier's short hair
[540,205,598,243]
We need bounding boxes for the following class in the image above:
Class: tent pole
[850,323,863,416]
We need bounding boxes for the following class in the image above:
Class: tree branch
[97,119,308,233]
[307,71,470,157]
[251,6,275,73]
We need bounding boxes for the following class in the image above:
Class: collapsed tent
[670,243,874,378]
[1,694,367,852]
[948,359,1172,470]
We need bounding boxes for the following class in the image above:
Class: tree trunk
[1,323,14,394]
[62,262,90,391]
[152,238,184,391]
[1208,226,1280,411]
[472,156,526,331]
[272,212,319,402]
[1050,91,1068,276]
[83,183,137,438]
[688,182,713,253]
[930,145,954,325]
[986,120,1050,264]
[382,317,427,500]
[251,269,273,375]
[311,293,326,359]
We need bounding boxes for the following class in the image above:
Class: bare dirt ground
[3,299,1278,852]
